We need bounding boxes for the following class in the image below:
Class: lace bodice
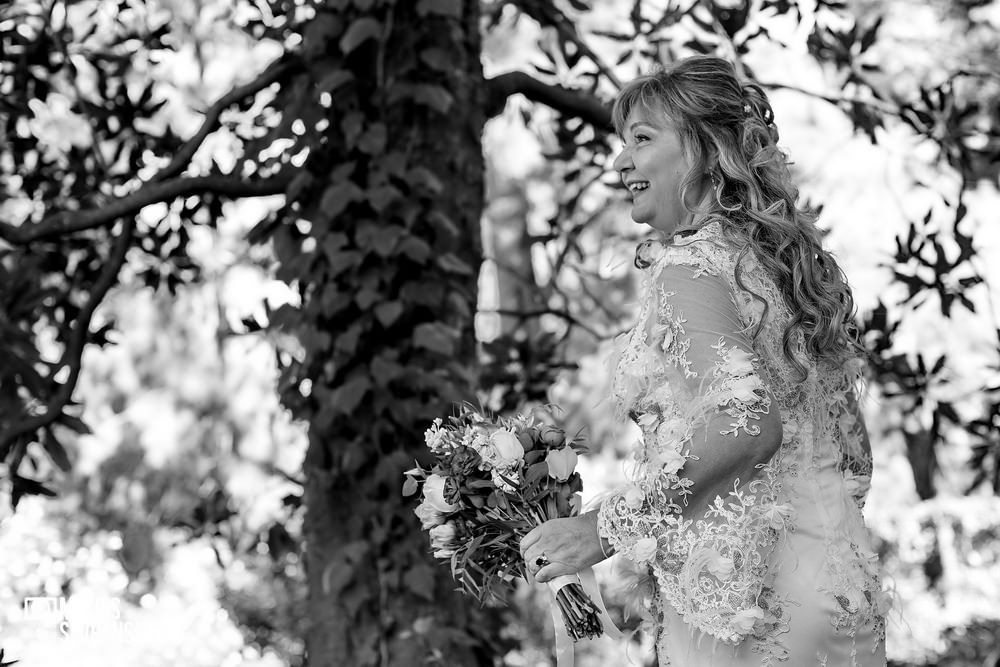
[597,221,887,662]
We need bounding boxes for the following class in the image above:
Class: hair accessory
[743,102,752,116]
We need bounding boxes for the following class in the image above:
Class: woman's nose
[612,146,632,177]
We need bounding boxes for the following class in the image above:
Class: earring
[710,171,719,187]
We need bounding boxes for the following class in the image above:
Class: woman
[520,56,888,666]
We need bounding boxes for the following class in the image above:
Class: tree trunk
[269,1,508,664]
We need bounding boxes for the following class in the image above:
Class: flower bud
[422,474,459,513]
[414,501,444,529]
[516,430,534,451]
[429,522,458,550]
[491,429,524,464]
[540,425,565,447]
[545,447,577,482]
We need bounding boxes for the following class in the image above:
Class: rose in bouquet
[403,405,604,642]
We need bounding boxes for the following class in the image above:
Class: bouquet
[403,405,605,642]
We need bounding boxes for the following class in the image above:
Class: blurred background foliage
[0,0,999,665]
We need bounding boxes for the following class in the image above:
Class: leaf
[398,236,432,264]
[437,253,475,276]
[402,475,418,497]
[358,123,387,154]
[324,231,350,255]
[324,250,363,278]
[371,227,402,256]
[428,210,460,237]
[320,182,364,220]
[404,564,436,600]
[416,0,462,18]
[931,355,946,374]
[374,301,404,327]
[524,462,548,485]
[413,84,453,113]
[285,170,315,202]
[958,293,977,313]
[419,47,451,71]
[407,166,444,194]
[318,70,355,94]
[367,185,401,213]
[355,286,380,310]
[335,324,363,356]
[371,355,404,386]
[413,323,456,356]
[42,429,72,472]
[321,560,355,596]
[11,475,57,509]
[339,17,381,55]
[303,12,345,60]
[340,112,365,147]
[56,413,91,435]
[859,16,882,53]
[329,376,371,415]
[937,402,959,424]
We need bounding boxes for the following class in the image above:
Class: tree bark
[280,1,507,665]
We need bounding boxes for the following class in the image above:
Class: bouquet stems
[550,577,604,641]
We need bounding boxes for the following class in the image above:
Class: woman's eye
[634,134,649,143]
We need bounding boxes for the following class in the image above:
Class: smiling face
[613,106,707,236]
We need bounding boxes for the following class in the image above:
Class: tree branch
[0,218,134,456]
[156,57,301,183]
[488,308,606,341]
[0,56,302,246]
[0,55,304,467]
[548,16,623,90]
[758,81,901,117]
[510,0,623,89]
[485,71,611,129]
[0,172,295,244]
[695,0,748,79]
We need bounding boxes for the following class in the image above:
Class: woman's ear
[704,145,720,174]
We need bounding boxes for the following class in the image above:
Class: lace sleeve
[598,249,787,643]
[838,383,874,509]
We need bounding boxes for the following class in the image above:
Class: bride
[520,56,889,666]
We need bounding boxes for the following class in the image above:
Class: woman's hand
[519,510,608,584]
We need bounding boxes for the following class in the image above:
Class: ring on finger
[535,553,550,568]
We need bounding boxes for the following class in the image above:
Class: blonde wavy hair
[612,55,862,379]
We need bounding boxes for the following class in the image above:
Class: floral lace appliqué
[600,222,887,663]
[708,339,772,436]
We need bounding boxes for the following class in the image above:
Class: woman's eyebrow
[627,121,656,134]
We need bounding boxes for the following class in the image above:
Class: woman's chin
[630,210,651,226]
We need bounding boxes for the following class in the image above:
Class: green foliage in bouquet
[403,405,605,641]
[403,406,585,603]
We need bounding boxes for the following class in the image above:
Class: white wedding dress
[597,221,888,666]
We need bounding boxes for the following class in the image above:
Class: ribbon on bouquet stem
[546,567,623,667]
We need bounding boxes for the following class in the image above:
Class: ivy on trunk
[264,1,507,664]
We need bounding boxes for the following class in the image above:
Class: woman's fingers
[521,514,602,583]
[519,526,541,557]
[535,557,572,583]
[521,517,578,563]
